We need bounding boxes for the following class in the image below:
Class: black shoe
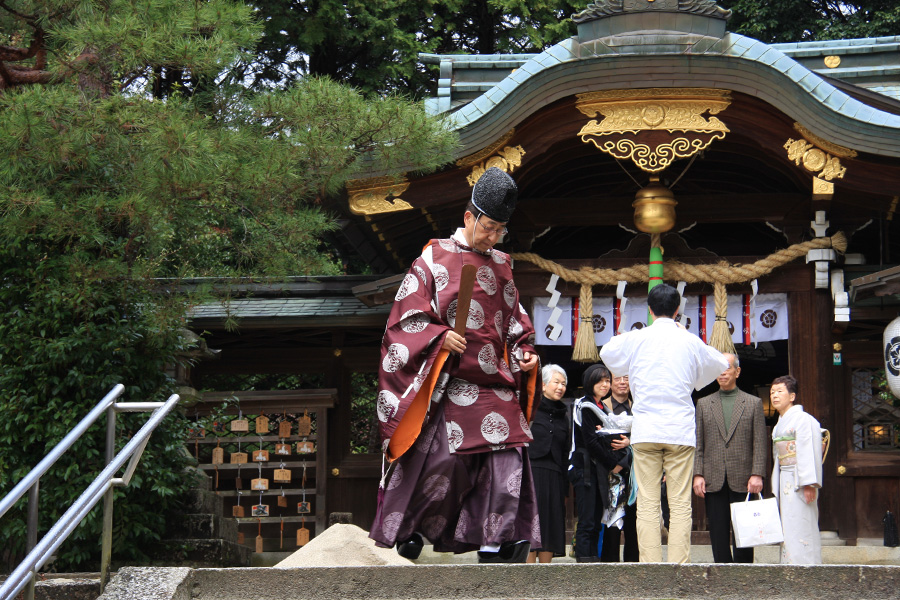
[477,540,531,564]
[575,555,601,563]
[396,533,424,560]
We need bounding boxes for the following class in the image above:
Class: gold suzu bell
[633,176,677,233]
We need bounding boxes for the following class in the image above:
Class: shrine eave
[426,33,900,160]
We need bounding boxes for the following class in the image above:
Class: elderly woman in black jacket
[526,363,569,563]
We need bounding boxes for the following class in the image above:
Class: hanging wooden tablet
[233,493,245,517]
[278,419,292,438]
[253,449,269,462]
[231,414,249,432]
[251,477,269,491]
[280,518,285,549]
[213,421,225,433]
[256,519,264,553]
[297,523,310,546]
[277,490,288,508]
[255,415,270,434]
[297,411,312,437]
[235,471,243,490]
[275,443,291,456]
[252,503,270,517]
[297,501,311,514]
[297,441,315,454]
[214,466,219,490]
[274,468,291,483]
[230,451,248,464]
[237,531,245,544]
[211,440,224,465]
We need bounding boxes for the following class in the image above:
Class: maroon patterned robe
[370,229,541,553]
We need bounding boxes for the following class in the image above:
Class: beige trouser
[632,442,695,563]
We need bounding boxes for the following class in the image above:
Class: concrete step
[96,563,900,600]
[415,542,895,565]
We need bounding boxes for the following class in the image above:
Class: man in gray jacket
[692,353,767,563]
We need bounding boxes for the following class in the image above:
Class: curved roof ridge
[442,32,900,157]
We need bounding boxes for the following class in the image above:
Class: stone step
[416,542,888,565]
[165,512,239,542]
[145,538,251,568]
[97,563,900,600]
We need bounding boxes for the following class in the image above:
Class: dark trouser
[600,501,639,562]
[705,475,754,563]
[573,480,604,559]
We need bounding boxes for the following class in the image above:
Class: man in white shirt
[599,284,727,563]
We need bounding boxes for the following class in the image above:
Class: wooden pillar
[788,278,839,532]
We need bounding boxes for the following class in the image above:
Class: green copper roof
[423,33,900,158]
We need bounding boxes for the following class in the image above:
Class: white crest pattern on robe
[376,235,538,457]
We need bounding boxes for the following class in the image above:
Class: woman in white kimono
[769,375,823,564]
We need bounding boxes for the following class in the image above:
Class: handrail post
[99,404,117,592]
[24,480,39,600]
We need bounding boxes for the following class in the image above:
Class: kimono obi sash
[773,434,798,467]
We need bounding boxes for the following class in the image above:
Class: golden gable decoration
[464,145,527,187]
[576,88,731,173]
[784,123,856,187]
[347,176,412,216]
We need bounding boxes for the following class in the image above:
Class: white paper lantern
[883,316,900,399]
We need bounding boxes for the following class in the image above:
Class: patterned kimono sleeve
[376,255,452,448]
[796,414,823,489]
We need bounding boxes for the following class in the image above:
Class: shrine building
[188,0,900,549]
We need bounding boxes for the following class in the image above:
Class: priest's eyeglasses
[476,219,508,237]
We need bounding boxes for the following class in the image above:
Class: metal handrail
[0,388,180,600]
[0,385,125,521]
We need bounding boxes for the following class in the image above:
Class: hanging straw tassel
[708,281,736,355]
[572,283,600,363]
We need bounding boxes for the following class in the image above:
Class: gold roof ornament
[576,88,731,173]
[346,176,412,216]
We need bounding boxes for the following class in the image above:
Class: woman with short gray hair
[527,364,569,563]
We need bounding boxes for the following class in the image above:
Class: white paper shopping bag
[730,493,784,548]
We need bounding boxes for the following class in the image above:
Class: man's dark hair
[648,283,680,318]
[465,200,479,219]
[772,374,798,396]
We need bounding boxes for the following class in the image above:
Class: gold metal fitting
[633,176,677,233]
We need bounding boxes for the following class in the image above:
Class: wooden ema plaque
[277,494,288,508]
[253,449,269,462]
[297,441,315,454]
[278,420,292,438]
[296,412,312,437]
[211,446,224,465]
[297,526,310,546]
[252,504,270,517]
[275,443,291,456]
[230,418,249,432]
[232,505,245,518]
[274,468,291,483]
[255,415,270,434]
[251,478,269,491]
[230,452,248,464]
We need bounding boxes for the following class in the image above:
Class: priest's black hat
[471,167,518,222]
